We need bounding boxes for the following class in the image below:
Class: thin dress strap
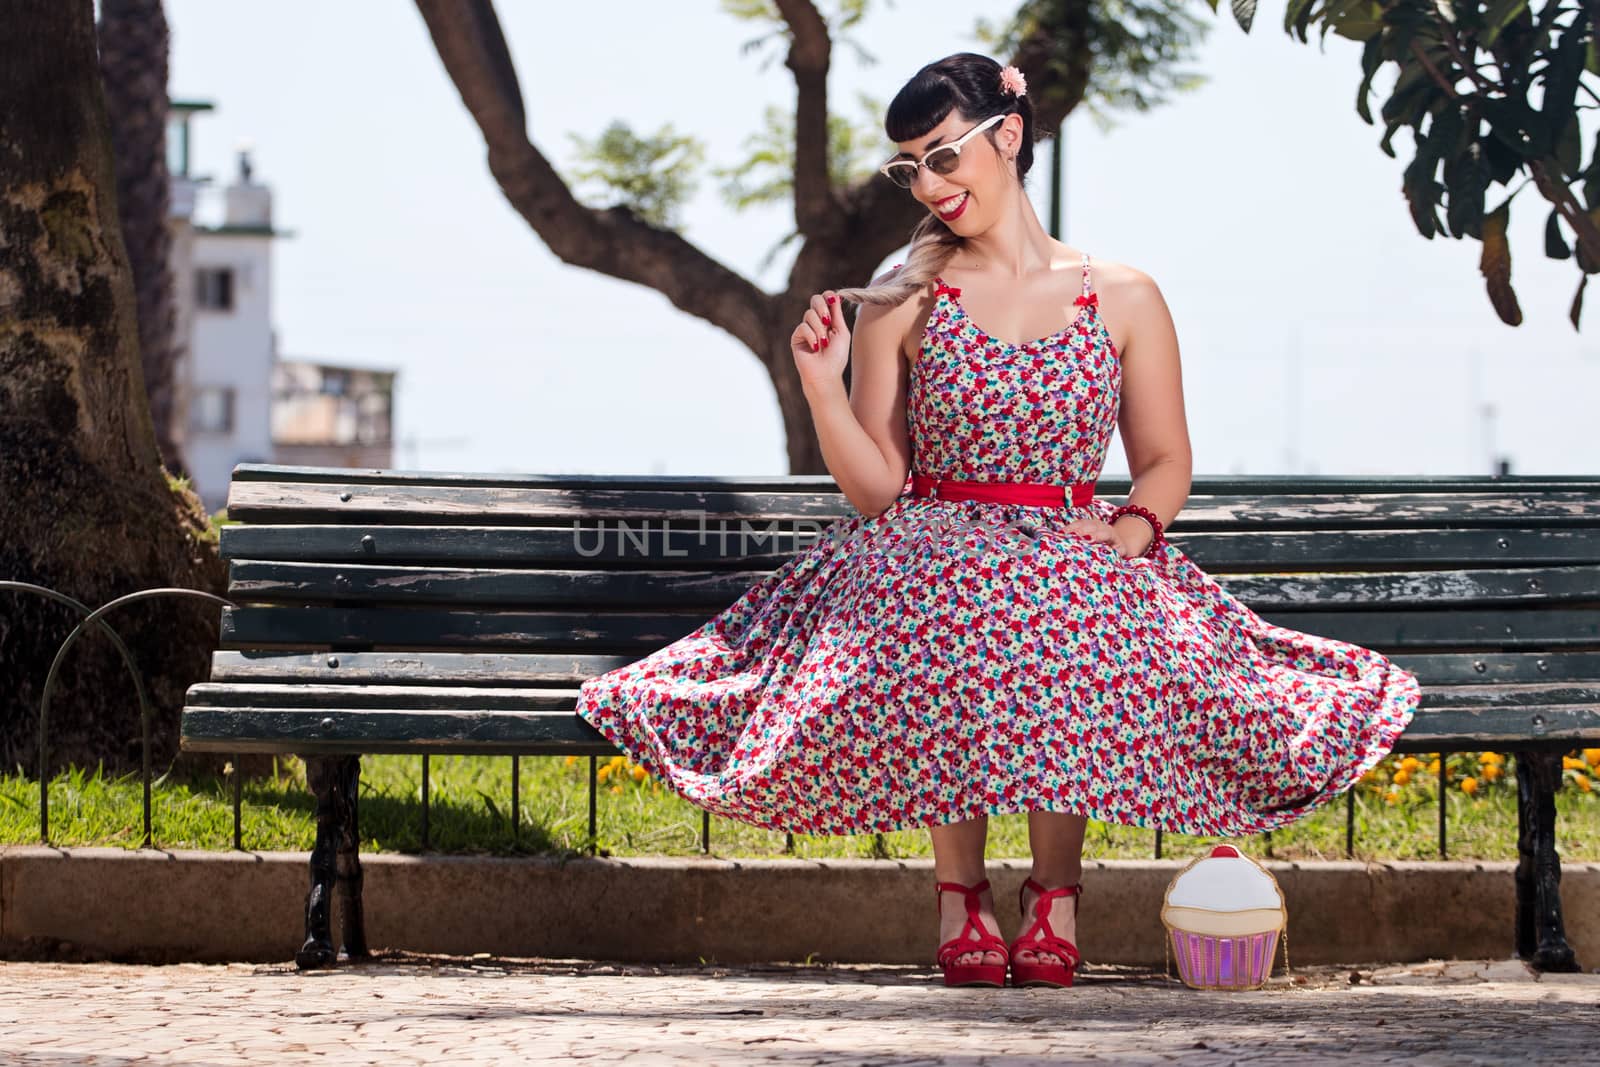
[1075,251,1099,310]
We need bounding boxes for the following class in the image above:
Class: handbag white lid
[1165,844,1284,911]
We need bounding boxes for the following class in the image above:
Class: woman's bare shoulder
[1083,255,1166,358]
[1086,254,1159,297]
[858,269,939,365]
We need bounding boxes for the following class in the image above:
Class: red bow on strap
[1074,292,1099,308]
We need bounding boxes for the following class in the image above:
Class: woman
[574,52,1420,990]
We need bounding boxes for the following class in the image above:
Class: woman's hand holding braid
[791,290,851,392]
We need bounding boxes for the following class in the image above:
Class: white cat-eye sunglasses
[878,114,1005,189]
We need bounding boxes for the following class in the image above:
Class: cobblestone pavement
[0,954,1596,1065]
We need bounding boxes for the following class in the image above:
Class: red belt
[910,472,1097,507]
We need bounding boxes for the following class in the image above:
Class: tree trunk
[97,0,184,475]
[0,0,224,777]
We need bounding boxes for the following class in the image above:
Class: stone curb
[2,847,1595,968]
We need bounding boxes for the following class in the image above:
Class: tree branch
[773,0,838,238]
[413,0,777,358]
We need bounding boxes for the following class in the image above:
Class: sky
[165,0,1598,479]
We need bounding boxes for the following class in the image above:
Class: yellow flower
[1480,751,1503,764]
[609,784,624,795]
[563,755,579,767]
[1400,757,1422,773]
[1483,764,1503,782]
[1426,759,1441,775]
[1583,748,1600,768]
[631,765,648,782]
[608,755,625,768]
[1460,777,1478,795]
[597,765,612,782]
[1393,769,1411,786]
[1573,774,1593,793]
[1384,790,1401,806]
[1562,756,1587,772]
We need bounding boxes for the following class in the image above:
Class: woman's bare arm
[800,282,918,519]
[1109,269,1193,551]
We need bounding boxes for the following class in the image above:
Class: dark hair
[834,52,1036,309]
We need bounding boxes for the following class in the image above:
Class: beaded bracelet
[1108,503,1165,558]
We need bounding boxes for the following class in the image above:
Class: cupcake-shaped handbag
[1161,843,1289,990]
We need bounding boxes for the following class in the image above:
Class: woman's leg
[930,815,1004,966]
[1015,811,1088,966]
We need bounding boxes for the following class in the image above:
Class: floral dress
[574,252,1421,837]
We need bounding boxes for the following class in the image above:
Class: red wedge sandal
[1008,876,1083,988]
[934,878,1010,988]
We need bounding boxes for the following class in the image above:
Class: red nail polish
[822,315,831,327]
[811,342,818,352]
[822,337,829,348]
[828,295,836,304]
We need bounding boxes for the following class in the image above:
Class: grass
[3,750,1599,863]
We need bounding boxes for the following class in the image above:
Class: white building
[165,99,395,512]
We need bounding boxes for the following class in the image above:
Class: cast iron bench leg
[1513,749,1579,972]
[297,754,369,968]
[337,754,370,960]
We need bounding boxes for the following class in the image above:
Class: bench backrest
[206,464,1600,751]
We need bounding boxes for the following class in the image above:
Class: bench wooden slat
[208,650,637,684]
[224,558,1600,610]
[220,524,817,566]
[181,707,614,755]
[227,482,867,524]
[205,649,1600,688]
[227,561,775,608]
[230,463,1600,495]
[184,680,1600,714]
[187,682,580,710]
[178,703,1600,757]
[219,607,710,652]
[226,479,1600,527]
[217,604,1600,653]
[231,463,851,490]
[220,523,1600,568]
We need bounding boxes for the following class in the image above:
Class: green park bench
[180,464,1600,971]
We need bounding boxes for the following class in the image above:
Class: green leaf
[1356,35,1385,125]
[1584,129,1600,209]
[1232,0,1257,33]
[1571,274,1587,330]
[1547,207,1572,259]
[1577,208,1600,273]
[1542,18,1587,166]
[562,121,708,231]
[1555,117,1583,182]
[1444,142,1489,239]
[1480,0,1528,48]
[1482,96,1537,159]
[1478,202,1522,326]
[1283,0,1316,41]
[1326,0,1385,41]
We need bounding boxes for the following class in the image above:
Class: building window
[190,387,235,433]
[196,267,234,311]
[166,116,190,178]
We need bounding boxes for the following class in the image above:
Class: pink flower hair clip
[999,65,1027,98]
